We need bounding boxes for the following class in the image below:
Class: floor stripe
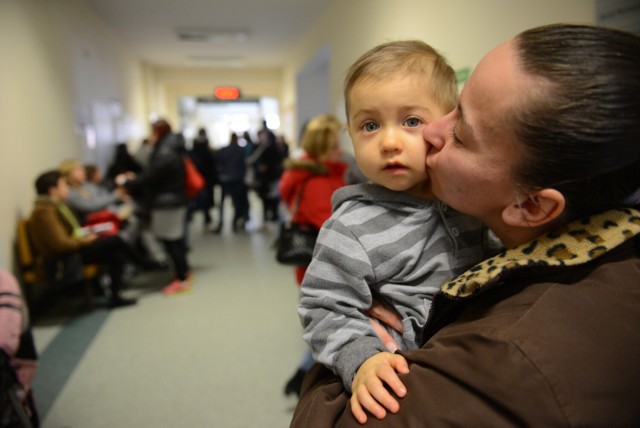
[32,308,110,419]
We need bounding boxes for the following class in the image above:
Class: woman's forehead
[460,40,521,142]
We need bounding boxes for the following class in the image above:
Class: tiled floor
[31,202,306,427]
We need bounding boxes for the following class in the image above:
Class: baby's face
[347,72,446,200]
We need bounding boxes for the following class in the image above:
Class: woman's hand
[350,352,409,424]
[367,299,404,334]
[367,299,403,352]
[369,319,399,353]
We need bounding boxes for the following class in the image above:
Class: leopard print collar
[442,208,640,298]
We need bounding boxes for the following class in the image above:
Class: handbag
[184,156,205,199]
[274,177,319,266]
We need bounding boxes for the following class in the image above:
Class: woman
[291,24,640,426]
[59,158,130,224]
[118,119,192,295]
[279,114,348,397]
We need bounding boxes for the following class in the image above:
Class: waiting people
[27,170,138,308]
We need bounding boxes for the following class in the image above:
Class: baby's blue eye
[405,117,422,127]
[363,122,379,132]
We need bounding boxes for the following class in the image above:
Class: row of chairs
[15,219,98,313]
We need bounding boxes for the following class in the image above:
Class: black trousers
[79,235,130,296]
[219,181,250,226]
[161,238,190,281]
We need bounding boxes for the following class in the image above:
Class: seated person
[59,159,132,224]
[84,163,106,186]
[27,170,139,308]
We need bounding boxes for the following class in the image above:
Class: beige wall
[146,66,282,128]
[0,0,145,269]
[0,0,596,272]
[282,0,596,142]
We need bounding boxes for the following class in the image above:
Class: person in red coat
[278,114,348,396]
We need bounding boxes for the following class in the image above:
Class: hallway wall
[281,0,596,134]
[1,0,146,270]
[149,66,283,129]
[0,0,596,273]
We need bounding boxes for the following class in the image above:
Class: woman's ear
[502,188,565,228]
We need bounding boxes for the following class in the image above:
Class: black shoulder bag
[274,177,319,266]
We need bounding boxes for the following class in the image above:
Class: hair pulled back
[512,24,640,219]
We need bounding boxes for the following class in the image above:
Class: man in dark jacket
[213,132,249,233]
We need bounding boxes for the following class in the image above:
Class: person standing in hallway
[188,128,218,230]
[213,132,250,233]
[117,118,192,295]
[249,127,285,227]
[105,142,143,188]
[279,114,348,397]
[131,138,170,268]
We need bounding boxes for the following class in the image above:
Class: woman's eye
[362,122,379,132]
[405,117,422,127]
[451,126,463,145]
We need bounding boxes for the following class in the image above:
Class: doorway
[178,96,280,148]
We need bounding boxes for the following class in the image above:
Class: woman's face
[424,40,527,228]
[68,164,86,185]
[322,134,342,162]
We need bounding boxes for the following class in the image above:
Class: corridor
[31,199,304,427]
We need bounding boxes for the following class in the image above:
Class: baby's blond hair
[344,40,457,120]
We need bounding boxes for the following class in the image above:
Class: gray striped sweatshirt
[298,183,485,390]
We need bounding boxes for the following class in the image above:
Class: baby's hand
[350,352,409,424]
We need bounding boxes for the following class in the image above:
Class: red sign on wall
[214,86,241,100]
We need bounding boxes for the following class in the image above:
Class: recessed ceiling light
[186,55,245,67]
[176,28,249,44]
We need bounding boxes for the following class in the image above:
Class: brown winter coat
[291,209,640,427]
[27,198,84,260]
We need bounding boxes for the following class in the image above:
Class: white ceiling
[85,0,333,69]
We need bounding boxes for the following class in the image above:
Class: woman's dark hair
[35,170,62,195]
[512,24,640,219]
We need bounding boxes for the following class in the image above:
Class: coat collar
[442,208,640,299]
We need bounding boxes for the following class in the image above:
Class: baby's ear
[502,188,565,228]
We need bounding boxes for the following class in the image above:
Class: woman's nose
[424,113,452,151]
